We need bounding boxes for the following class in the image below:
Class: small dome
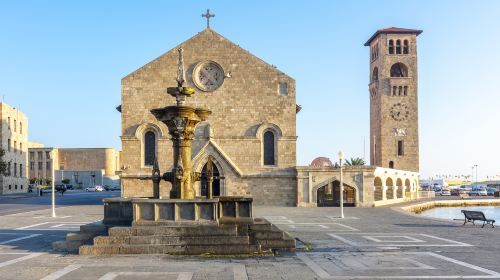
[310,157,333,167]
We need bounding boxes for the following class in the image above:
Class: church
[118,16,421,207]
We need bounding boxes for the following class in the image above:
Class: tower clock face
[390,103,410,121]
[192,61,225,92]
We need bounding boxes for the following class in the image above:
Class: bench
[461,210,495,228]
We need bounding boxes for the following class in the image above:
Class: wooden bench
[461,210,495,228]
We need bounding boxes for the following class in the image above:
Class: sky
[1,1,499,181]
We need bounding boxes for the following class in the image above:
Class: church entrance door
[201,162,220,197]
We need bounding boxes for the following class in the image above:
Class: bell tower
[365,27,422,172]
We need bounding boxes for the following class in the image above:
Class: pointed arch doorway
[200,161,221,197]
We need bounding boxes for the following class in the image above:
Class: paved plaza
[0,194,499,279]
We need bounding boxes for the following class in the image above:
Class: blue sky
[1,1,499,180]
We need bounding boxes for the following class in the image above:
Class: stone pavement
[0,202,499,279]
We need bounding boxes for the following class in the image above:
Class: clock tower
[365,27,422,172]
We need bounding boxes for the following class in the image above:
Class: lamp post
[49,150,56,218]
[474,165,478,184]
[338,150,345,219]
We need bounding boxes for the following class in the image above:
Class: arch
[193,153,226,197]
[390,63,408,77]
[396,178,403,198]
[403,39,409,54]
[372,67,378,82]
[389,161,394,169]
[386,177,394,200]
[388,39,394,54]
[374,177,383,201]
[316,180,357,207]
[143,131,156,166]
[256,123,283,139]
[263,131,275,166]
[200,162,221,197]
[134,122,165,139]
[396,39,402,54]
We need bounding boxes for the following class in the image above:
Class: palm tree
[344,157,366,166]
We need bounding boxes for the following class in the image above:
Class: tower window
[389,161,394,169]
[390,63,408,77]
[397,140,404,156]
[403,40,409,54]
[279,82,288,96]
[372,67,378,82]
[396,40,402,54]
[398,86,402,96]
[388,40,394,54]
[392,86,397,96]
[144,131,156,166]
[403,86,408,96]
[263,131,275,166]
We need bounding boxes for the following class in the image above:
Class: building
[118,24,421,207]
[28,144,121,189]
[0,102,28,194]
[366,27,422,172]
[119,28,298,205]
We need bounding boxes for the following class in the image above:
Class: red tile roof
[364,27,423,46]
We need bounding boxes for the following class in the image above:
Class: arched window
[396,40,402,54]
[372,67,378,82]
[390,63,408,77]
[392,86,397,96]
[263,131,275,166]
[389,161,394,169]
[398,86,402,96]
[403,86,408,96]
[144,131,156,166]
[388,40,394,54]
[403,40,409,54]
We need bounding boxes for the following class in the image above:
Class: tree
[61,179,70,184]
[345,157,366,166]
[0,148,8,176]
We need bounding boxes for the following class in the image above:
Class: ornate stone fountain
[149,48,212,200]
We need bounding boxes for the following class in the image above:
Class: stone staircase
[77,218,295,255]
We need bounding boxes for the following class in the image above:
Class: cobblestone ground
[0,201,498,279]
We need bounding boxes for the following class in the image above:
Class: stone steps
[79,244,261,255]
[108,224,238,237]
[93,235,249,246]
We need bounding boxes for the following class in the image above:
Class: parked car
[65,184,74,190]
[39,185,52,193]
[55,184,67,192]
[450,189,460,196]
[107,185,120,191]
[469,188,488,196]
[86,185,105,192]
[487,188,496,196]
[440,189,451,196]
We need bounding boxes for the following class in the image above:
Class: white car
[86,185,105,192]
[440,189,451,196]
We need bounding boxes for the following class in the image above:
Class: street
[0,195,499,279]
[0,191,120,217]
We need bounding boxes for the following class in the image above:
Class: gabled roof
[364,27,423,46]
[123,28,292,81]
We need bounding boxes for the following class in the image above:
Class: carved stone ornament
[393,128,407,137]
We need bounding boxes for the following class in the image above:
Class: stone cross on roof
[202,9,215,29]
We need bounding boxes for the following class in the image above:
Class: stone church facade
[119,27,421,207]
[120,28,298,205]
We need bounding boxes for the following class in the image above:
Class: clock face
[193,61,225,92]
[390,103,410,121]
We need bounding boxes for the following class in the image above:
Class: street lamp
[474,165,478,184]
[338,150,345,219]
[49,150,56,218]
